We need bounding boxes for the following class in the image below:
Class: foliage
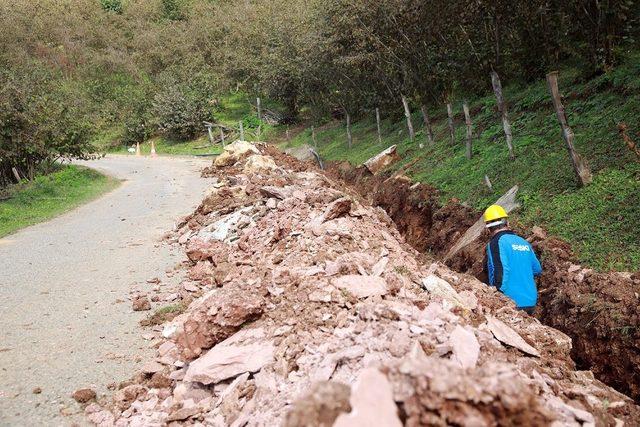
[0,66,94,184]
[0,165,118,237]
[100,0,123,14]
[161,0,184,21]
[152,73,214,141]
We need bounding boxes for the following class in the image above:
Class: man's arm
[531,246,542,276]
[487,239,504,288]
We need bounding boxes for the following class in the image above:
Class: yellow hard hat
[483,205,508,225]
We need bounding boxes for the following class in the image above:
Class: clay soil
[327,162,640,403]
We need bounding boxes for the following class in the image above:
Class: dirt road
[0,155,213,425]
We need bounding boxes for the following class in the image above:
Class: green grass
[111,136,223,156]
[0,165,119,237]
[280,55,640,271]
[142,303,186,326]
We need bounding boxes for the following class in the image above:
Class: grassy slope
[0,165,118,237]
[282,57,640,271]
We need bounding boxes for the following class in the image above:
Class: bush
[0,67,94,185]
[152,74,213,141]
[100,0,123,14]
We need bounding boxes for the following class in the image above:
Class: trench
[326,161,640,403]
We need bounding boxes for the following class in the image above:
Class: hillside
[281,57,640,272]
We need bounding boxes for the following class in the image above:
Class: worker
[483,205,542,314]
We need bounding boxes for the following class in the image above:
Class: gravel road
[0,155,213,425]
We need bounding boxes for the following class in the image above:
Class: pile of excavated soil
[328,162,640,403]
[87,143,639,426]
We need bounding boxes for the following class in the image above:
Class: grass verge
[110,136,224,157]
[0,165,119,237]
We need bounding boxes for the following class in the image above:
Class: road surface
[0,155,213,425]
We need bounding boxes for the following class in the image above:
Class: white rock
[486,316,540,357]
[184,328,274,385]
[333,275,387,299]
[333,368,402,427]
[448,325,480,369]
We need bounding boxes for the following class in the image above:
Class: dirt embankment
[87,143,639,426]
[327,161,640,403]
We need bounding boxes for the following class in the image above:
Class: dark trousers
[518,306,535,315]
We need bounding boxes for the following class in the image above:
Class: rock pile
[88,141,639,426]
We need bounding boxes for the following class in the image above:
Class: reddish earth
[327,161,640,403]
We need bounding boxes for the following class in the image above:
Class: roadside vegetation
[0,166,118,237]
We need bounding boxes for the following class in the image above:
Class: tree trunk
[446,103,455,145]
[401,95,415,142]
[490,71,515,159]
[463,102,473,159]
[546,71,592,187]
[239,121,245,141]
[346,111,353,149]
[420,105,434,145]
[311,125,317,148]
[375,108,382,144]
[256,97,262,121]
[11,167,21,183]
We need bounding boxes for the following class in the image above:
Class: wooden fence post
[11,167,21,183]
[490,71,515,159]
[446,103,456,145]
[375,108,382,144]
[401,95,415,143]
[546,71,592,186]
[206,124,214,144]
[256,97,262,121]
[219,127,226,147]
[463,102,473,159]
[484,174,493,192]
[286,127,290,141]
[311,125,317,148]
[239,121,245,141]
[420,105,434,145]
[346,110,353,149]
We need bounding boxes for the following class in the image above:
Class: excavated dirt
[327,162,640,403]
[86,142,640,426]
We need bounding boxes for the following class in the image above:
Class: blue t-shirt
[485,230,542,308]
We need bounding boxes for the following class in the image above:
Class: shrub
[152,74,213,141]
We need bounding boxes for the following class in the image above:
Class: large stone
[72,388,97,404]
[214,140,260,167]
[132,296,151,312]
[448,325,480,369]
[422,275,469,309]
[285,381,351,427]
[333,368,402,427]
[363,145,399,175]
[184,328,274,385]
[486,316,540,357]
[172,287,264,359]
[321,197,352,223]
[333,275,387,299]
[243,155,278,173]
